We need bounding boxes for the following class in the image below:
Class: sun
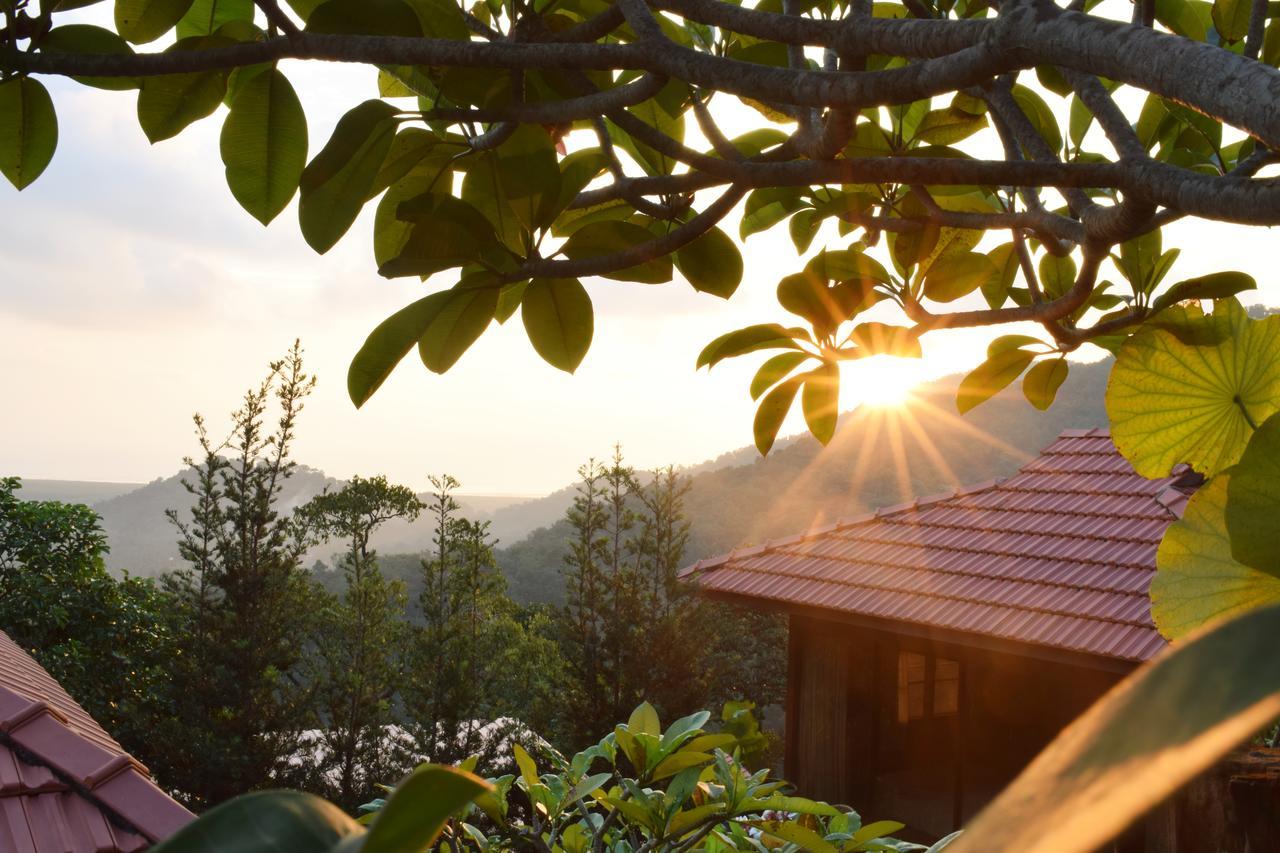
[849,356,927,408]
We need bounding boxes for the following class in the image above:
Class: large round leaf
[1106,300,1280,478]
[221,69,308,225]
[1152,473,1280,639]
[0,78,58,190]
[1225,412,1280,576]
[522,278,593,373]
[150,790,363,851]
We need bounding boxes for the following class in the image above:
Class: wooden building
[683,429,1201,841]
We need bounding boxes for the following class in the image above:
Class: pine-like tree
[295,475,423,809]
[157,342,321,807]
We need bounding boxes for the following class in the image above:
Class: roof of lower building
[682,429,1199,664]
[0,629,193,852]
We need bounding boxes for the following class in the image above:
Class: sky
[3,16,1278,496]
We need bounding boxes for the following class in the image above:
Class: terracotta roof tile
[0,630,193,850]
[683,430,1196,663]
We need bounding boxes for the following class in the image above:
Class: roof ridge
[708,562,1151,630]
[745,547,1151,597]
[777,530,1157,572]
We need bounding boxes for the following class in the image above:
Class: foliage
[404,474,566,765]
[294,475,425,810]
[154,341,324,807]
[559,448,786,749]
[0,477,175,758]
[359,701,942,853]
[150,765,490,853]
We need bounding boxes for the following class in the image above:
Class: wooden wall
[784,613,1127,840]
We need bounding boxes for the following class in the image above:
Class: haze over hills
[13,359,1112,596]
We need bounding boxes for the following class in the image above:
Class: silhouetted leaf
[522,277,593,373]
[418,280,499,373]
[221,69,308,224]
[801,362,839,445]
[561,221,672,284]
[347,290,451,407]
[116,0,197,44]
[675,226,742,298]
[1022,358,1068,411]
[362,765,490,853]
[150,790,362,851]
[754,375,804,455]
[0,78,58,190]
[956,348,1035,414]
[1225,413,1280,575]
[42,25,139,90]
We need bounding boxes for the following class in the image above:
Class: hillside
[494,358,1111,605]
[13,479,142,506]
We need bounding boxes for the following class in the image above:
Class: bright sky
[3,14,1278,495]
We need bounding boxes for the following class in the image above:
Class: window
[897,651,960,722]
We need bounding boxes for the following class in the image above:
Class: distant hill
[493,358,1112,605]
[11,359,1112,597]
[16,467,535,577]
[13,479,142,506]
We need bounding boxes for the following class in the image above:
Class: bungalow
[0,629,193,851]
[682,428,1203,843]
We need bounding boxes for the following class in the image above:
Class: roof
[683,429,1200,664]
[0,629,193,851]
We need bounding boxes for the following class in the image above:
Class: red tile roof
[0,630,193,851]
[682,429,1199,664]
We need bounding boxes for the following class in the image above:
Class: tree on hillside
[558,450,786,746]
[294,475,425,810]
[157,341,321,807]
[406,474,558,765]
[0,477,174,764]
[8,0,1280,844]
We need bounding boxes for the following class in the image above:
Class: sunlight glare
[848,356,927,408]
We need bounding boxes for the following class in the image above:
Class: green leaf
[41,25,138,90]
[698,324,805,370]
[220,69,308,225]
[513,743,539,788]
[136,38,231,143]
[1022,358,1068,411]
[628,701,661,736]
[1212,0,1251,41]
[521,278,593,373]
[675,226,742,298]
[1106,300,1280,478]
[494,280,527,324]
[494,124,561,231]
[801,362,839,445]
[849,323,922,358]
[982,243,1019,308]
[754,375,805,455]
[1153,474,1280,638]
[915,107,987,145]
[1150,271,1256,317]
[1011,85,1062,154]
[347,290,451,407]
[923,251,997,303]
[149,790,363,851]
[116,0,197,43]
[0,78,58,190]
[950,600,1280,853]
[754,820,838,853]
[1226,413,1280,575]
[740,187,806,240]
[561,221,672,284]
[299,100,399,254]
[1037,253,1077,299]
[176,0,253,38]
[379,192,500,278]
[418,280,499,373]
[956,348,1035,414]
[650,751,712,781]
[751,352,809,401]
[363,765,491,853]
[851,820,907,847]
